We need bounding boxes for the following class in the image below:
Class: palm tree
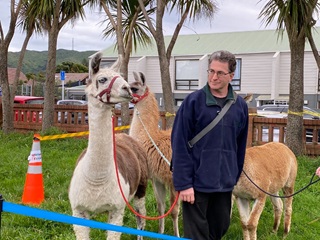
[0,0,24,134]
[138,0,217,128]
[26,0,86,131]
[89,0,155,128]
[101,0,154,53]
[12,1,43,102]
[259,0,320,155]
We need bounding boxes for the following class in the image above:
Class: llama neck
[83,103,115,181]
[129,92,160,142]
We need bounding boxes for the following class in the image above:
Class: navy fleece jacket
[171,84,248,193]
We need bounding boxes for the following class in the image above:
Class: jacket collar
[202,83,236,106]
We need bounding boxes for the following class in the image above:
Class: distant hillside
[8,49,97,74]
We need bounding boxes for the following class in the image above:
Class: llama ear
[111,54,123,72]
[90,52,102,76]
[139,72,146,86]
[133,71,140,81]
[244,93,253,103]
[132,71,145,86]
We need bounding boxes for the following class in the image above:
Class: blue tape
[3,202,187,239]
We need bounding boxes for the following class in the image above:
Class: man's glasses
[207,69,231,78]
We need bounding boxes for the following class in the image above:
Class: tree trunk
[0,0,22,133]
[154,0,175,129]
[12,30,33,100]
[42,28,59,131]
[0,47,14,133]
[156,41,175,129]
[308,35,320,69]
[120,57,130,133]
[286,37,305,156]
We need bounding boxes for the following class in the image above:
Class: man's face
[207,60,234,93]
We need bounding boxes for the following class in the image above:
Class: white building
[98,28,320,109]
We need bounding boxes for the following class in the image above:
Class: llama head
[130,72,148,104]
[243,94,253,104]
[86,52,132,105]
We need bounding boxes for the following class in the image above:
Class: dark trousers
[182,191,232,240]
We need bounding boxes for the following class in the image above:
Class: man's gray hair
[209,50,237,73]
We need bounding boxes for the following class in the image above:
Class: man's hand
[179,187,195,204]
[316,167,320,177]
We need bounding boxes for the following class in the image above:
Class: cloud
[56,9,114,51]
[1,4,113,52]
[2,0,318,52]
[163,0,276,36]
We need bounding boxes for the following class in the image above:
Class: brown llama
[68,53,149,240]
[233,142,298,240]
[129,72,180,237]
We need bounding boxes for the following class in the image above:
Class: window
[175,99,184,107]
[230,59,241,91]
[175,60,199,90]
[175,58,242,91]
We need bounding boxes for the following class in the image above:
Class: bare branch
[100,1,117,30]
[138,0,156,37]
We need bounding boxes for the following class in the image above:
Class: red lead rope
[112,116,180,220]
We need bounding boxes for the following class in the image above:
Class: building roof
[101,28,320,57]
[7,68,28,85]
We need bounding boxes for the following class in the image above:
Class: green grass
[0,131,320,239]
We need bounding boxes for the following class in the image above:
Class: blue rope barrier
[2,201,187,239]
[0,195,3,239]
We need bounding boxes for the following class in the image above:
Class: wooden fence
[3,104,320,155]
[10,104,168,133]
[247,108,320,155]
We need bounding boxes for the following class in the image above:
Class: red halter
[97,76,119,103]
[131,87,149,104]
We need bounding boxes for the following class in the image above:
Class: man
[171,50,249,239]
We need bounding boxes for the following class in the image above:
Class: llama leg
[169,186,180,237]
[107,209,125,240]
[72,209,91,240]
[247,197,267,240]
[230,194,236,218]
[152,178,166,234]
[283,186,294,237]
[235,197,251,240]
[270,195,283,233]
[133,195,146,240]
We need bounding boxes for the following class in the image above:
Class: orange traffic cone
[22,133,44,205]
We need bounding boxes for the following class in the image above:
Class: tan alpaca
[68,53,149,240]
[233,142,298,240]
[129,72,180,236]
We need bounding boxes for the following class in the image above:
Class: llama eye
[131,87,138,93]
[98,78,108,84]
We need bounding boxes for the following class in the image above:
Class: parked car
[56,99,87,106]
[257,104,320,142]
[14,95,44,122]
[57,99,88,124]
[14,95,44,104]
[257,104,320,119]
[115,102,135,109]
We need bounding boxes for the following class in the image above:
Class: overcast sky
[1,0,306,52]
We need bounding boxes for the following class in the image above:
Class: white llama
[232,142,298,240]
[68,53,149,240]
[129,72,180,236]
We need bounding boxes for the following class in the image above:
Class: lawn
[0,130,319,239]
